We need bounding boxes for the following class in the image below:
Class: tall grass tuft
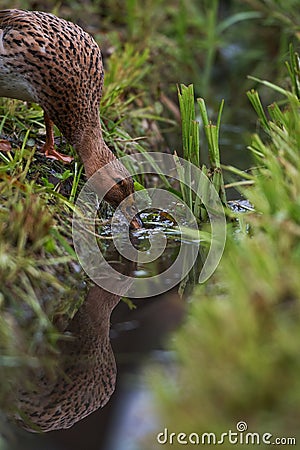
[177,84,226,221]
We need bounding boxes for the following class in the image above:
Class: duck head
[105,176,143,230]
[90,161,143,230]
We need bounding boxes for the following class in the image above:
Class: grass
[175,84,226,222]
[0,162,85,410]
[146,47,300,449]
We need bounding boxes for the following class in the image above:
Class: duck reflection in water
[13,284,122,432]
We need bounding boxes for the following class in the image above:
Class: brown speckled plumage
[14,287,120,432]
[0,9,141,225]
[0,10,102,139]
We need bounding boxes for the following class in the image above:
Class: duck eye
[114,177,125,186]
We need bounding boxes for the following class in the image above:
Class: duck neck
[73,119,116,178]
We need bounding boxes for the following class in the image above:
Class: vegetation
[146,47,300,449]
[176,84,226,218]
[0,0,300,448]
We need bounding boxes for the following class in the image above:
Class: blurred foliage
[147,49,300,449]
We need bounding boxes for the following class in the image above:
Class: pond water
[6,212,191,449]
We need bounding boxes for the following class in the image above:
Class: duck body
[0,9,142,227]
[0,9,103,142]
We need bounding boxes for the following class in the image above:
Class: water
[4,211,191,450]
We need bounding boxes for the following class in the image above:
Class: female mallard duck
[0,9,141,228]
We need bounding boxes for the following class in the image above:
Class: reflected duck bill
[130,213,143,230]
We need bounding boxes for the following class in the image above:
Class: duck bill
[120,202,143,229]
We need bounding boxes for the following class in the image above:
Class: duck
[0,9,142,228]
